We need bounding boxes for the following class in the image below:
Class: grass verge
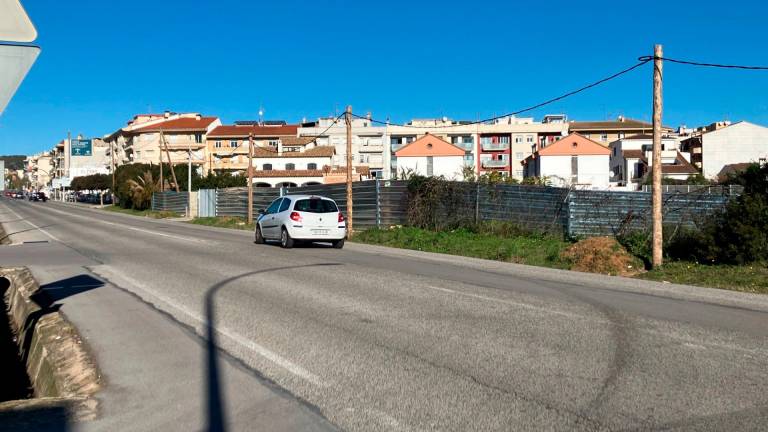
[188,216,254,231]
[353,226,571,269]
[638,261,768,294]
[102,205,179,219]
[355,226,768,295]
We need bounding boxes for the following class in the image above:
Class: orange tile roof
[395,133,465,157]
[132,116,218,132]
[252,146,335,158]
[538,133,611,156]
[208,124,298,137]
[253,169,324,178]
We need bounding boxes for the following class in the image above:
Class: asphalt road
[3,198,768,431]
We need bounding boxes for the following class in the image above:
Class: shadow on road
[204,263,342,432]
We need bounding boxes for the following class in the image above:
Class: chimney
[164,110,170,118]
[617,115,625,122]
[195,113,202,121]
[366,112,371,120]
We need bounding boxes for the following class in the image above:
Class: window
[268,139,279,147]
[294,198,338,213]
[278,198,291,213]
[618,132,625,139]
[307,163,317,170]
[214,140,222,148]
[601,133,608,141]
[265,198,282,215]
[498,136,510,144]
[515,152,524,159]
[262,163,272,170]
[194,133,203,143]
[426,156,434,176]
[480,136,492,145]
[285,163,295,170]
[515,170,523,177]
[514,135,523,143]
[526,135,534,143]
[230,140,238,148]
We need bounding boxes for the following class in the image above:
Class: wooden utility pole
[110,139,116,203]
[651,44,664,267]
[159,130,164,192]
[247,132,254,224]
[345,105,354,235]
[161,130,180,192]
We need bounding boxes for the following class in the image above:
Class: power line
[639,55,768,70]
[354,58,653,129]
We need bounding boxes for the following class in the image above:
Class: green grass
[353,226,571,269]
[102,205,179,219]
[188,216,255,231]
[638,261,768,294]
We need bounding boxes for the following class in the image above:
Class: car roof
[280,194,335,200]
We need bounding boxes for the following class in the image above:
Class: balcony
[481,142,510,151]
[452,142,474,152]
[481,159,509,168]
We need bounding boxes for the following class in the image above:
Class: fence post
[475,183,480,224]
[376,178,382,228]
[279,186,285,197]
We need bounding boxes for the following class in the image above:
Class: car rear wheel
[254,226,265,244]
[280,228,294,249]
[332,239,345,249]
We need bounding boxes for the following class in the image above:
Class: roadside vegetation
[188,216,254,231]
[356,165,768,294]
[102,205,178,219]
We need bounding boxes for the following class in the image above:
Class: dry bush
[561,236,643,276]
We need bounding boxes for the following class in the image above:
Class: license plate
[311,229,329,235]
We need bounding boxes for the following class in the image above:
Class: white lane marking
[0,201,62,241]
[424,284,584,319]
[39,204,208,244]
[93,267,326,387]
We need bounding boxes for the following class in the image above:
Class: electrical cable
[639,55,768,70]
[352,58,653,129]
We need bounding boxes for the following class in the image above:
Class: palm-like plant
[125,171,158,210]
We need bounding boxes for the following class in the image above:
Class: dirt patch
[561,237,643,277]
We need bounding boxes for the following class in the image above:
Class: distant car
[29,192,47,202]
[254,195,346,249]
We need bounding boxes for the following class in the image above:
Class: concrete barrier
[0,267,100,424]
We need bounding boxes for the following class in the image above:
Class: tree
[126,171,159,210]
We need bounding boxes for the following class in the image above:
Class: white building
[608,134,695,186]
[298,115,386,179]
[394,133,466,180]
[680,121,768,179]
[522,133,611,188]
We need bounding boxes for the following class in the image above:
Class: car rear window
[294,198,338,213]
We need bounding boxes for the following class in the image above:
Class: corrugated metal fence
[153,181,737,236]
[151,191,189,214]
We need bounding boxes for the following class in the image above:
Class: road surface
[2,198,767,431]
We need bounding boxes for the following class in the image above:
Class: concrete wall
[702,122,768,178]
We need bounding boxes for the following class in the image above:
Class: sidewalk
[0,201,336,431]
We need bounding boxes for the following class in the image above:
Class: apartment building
[205,123,311,174]
[679,121,768,178]
[298,116,386,179]
[569,116,673,146]
[25,152,54,190]
[104,112,220,170]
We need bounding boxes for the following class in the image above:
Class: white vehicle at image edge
[254,195,347,249]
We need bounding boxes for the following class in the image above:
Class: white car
[254,195,347,249]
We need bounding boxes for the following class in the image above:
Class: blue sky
[1,0,767,155]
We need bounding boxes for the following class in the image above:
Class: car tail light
[290,212,302,222]
[338,213,345,223]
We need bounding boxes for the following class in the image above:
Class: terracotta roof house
[521,133,611,188]
[394,133,467,179]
